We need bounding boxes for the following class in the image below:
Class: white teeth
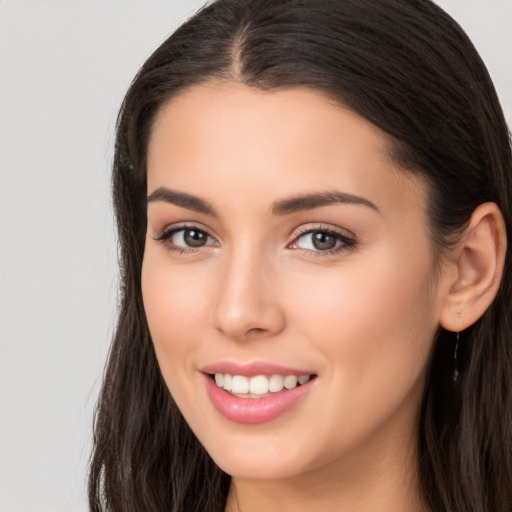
[283,375,298,389]
[298,375,310,385]
[268,374,284,392]
[214,373,313,396]
[249,375,269,394]
[231,375,249,394]
[222,373,232,391]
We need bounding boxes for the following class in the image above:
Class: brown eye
[290,228,356,254]
[294,230,341,251]
[311,231,338,250]
[183,228,208,247]
[155,226,217,251]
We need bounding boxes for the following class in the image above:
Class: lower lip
[204,374,315,424]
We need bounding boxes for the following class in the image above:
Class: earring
[453,331,460,382]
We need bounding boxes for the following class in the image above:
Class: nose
[212,246,286,341]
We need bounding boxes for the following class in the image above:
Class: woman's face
[142,83,447,481]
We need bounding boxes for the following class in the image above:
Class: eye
[289,228,356,253]
[155,226,217,251]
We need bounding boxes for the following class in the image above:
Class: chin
[213,455,303,481]
[197,428,316,481]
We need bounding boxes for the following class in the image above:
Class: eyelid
[151,221,356,255]
[288,223,357,254]
[153,221,209,239]
[291,223,356,240]
[153,222,218,251]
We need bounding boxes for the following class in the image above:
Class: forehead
[146,82,427,220]
[149,82,391,166]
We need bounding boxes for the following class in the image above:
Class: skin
[141,83,503,511]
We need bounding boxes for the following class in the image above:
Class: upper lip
[201,361,316,377]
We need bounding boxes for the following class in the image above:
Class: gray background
[0,1,510,511]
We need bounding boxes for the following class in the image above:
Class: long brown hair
[89,1,512,510]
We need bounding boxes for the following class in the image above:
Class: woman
[89,0,512,510]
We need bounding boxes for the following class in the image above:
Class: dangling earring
[453,331,460,382]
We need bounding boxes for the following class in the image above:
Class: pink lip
[203,373,317,424]
[201,361,315,377]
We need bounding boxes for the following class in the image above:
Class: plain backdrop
[0,1,510,511]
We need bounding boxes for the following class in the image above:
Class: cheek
[280,249,438,452]
[286,244,437,386]
[141,252,213,376]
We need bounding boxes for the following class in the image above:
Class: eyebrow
[146,187,379,216]
[147,187,218,216]
[271,191,379,215]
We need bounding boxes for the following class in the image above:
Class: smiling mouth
[210,373,317,399]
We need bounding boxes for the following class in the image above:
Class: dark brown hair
[89,1,512,510]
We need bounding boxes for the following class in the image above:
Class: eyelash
[290,225,357,256]
[153,224,357,256]
[154,224,217,255]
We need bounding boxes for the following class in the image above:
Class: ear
[440,202,507,332]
